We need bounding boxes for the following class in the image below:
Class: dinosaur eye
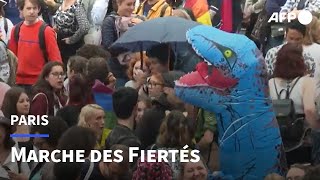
[224,50,232,58]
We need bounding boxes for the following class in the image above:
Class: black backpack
[13,21,49,63]
[272,77,308,152]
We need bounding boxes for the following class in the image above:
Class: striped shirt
[280,0,320,14]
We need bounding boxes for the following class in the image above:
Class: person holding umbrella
[102,0,145,88]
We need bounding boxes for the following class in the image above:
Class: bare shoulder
[301,76,316,91]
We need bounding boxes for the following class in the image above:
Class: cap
[161,71,185,88]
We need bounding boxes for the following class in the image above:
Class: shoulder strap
[17,158,22,173]
[273,79,282,99]
[39,22,48,63]
[160,4,169,17]
[109,15,120,38]
[13,21,48,63]
[273,77,301,99]
[136,2,144,14]
[4,18,8,34]
[150,143,156,150]
[33,92,49,115]
[286,77,302,99]
[84,161,94,180]
[13,21,23,44]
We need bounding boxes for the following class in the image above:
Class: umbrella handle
[140,43,144,70]
[140,51,144,69]
[168,43,171,71]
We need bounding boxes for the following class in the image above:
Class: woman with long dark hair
[30,61,66,116]
[2,87,30,142]
[2,87,29,118]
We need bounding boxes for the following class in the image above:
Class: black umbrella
[109,16,201,52]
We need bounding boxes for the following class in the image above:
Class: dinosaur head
[175,26,285,179]
[175,25,264,111]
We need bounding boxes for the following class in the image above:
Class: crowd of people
[0,0,320,179]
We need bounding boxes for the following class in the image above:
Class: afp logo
[268,10,313,25]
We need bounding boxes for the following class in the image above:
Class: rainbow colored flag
[92,80,117,130]
[184,0,212,26]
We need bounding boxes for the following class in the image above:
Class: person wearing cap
[0,116,30,180]
[0,0,14,44]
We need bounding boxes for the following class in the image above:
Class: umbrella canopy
[110,16,200,52]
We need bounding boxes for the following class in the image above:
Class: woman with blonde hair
[303,16,320,45]
[78,104,111,149]
[311,19,320,44]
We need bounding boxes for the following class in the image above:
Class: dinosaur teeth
[204,60,212,65]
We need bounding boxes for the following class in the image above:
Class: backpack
[272,77,308,152]
[13,21,49,63]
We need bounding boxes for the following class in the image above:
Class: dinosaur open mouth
[176,62,238,90]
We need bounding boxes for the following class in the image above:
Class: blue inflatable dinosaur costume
[175,25,287,179]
